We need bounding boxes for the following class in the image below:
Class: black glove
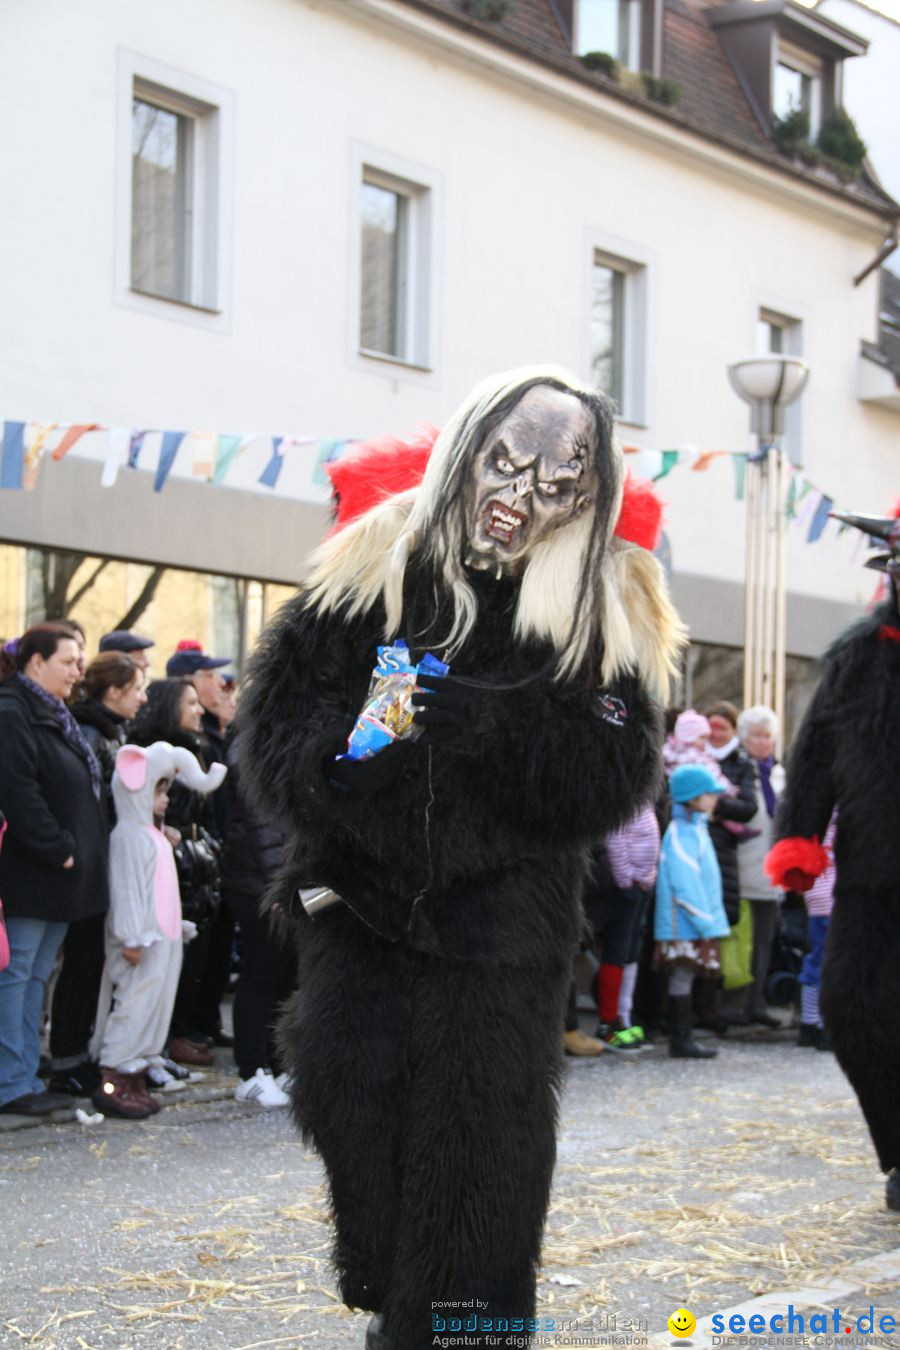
[325,740,413,795]
[411,674,477,745]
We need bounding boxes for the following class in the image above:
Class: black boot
[886,1169,900,1212]
[365,1314,395,1349]
[670,995,717,1059]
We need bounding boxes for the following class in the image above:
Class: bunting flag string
[0,418,865,556]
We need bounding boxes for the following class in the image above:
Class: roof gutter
[343,0,897,230]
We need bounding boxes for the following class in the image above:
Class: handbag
[173,824,222,930]
[0,818,9,973]
[719,897,754,990]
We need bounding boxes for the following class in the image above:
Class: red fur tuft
[325,432,665,551]
[327,430,438,533]
[764,835,830,891]
[614,475,664,551]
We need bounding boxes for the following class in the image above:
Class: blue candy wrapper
[337,640,449,762]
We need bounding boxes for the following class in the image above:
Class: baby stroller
[765,893,807,1006]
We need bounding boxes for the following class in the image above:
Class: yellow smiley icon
[668,1308,697,1339]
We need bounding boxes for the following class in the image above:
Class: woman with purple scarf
[733,705,786,1027]
[0,624,109,1116]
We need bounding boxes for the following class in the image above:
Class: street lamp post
[727,356,810,751]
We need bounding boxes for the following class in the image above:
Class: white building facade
[0,0,897,680]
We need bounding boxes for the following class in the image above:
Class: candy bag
[338,641,449,762]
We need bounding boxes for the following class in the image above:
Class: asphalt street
[2,1032,899,1350]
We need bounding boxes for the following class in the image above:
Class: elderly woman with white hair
[734,704,786,1026]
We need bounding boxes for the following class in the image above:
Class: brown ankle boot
[126,1071,161,1114]
[92,1069,154,1120]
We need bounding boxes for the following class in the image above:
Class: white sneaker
[234,1068,290,1109]
[145,1064,187,1093]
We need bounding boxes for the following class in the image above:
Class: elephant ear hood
[112,741,226,824]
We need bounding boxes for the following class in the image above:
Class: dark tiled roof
[395,0,897,216]
[879,269,900,376]
[663,0,768,151]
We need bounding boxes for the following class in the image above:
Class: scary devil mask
[464,386,598,573]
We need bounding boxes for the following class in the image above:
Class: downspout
[854,224,899,287]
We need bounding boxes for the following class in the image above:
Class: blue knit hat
[669,764,726,804]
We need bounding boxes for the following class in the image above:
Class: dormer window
[710,1,867,141]
[574,0,642,71]
[773,40,822,135]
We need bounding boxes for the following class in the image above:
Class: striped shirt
[806,813,837,917]
[605,805,661,890]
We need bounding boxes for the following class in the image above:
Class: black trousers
[280,904,569,1350]
[170,920,214,1041]
[223,891,297,1080]
[50,911,107,1062]
[194,902,236,1038]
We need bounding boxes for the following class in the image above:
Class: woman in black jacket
[220,731,296,1107]
[48,651,147,1096]
[0,625,109,1116]
[705,700,760,1027]
[129,677,222,1067]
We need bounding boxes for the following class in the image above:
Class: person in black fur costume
[239,367,684,1349]
[767,509,900,1213]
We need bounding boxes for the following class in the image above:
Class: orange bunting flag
[691,451,726,472]
[52,423,99,460]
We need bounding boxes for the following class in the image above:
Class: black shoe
[0,1090,74,1116]
[887,1169,900,1213]
[210,1030,234,1048]
[187,1031,215,1048]
[48,1061,102,1097]
[797,1024,818,1047]
[365,1314,395,1349]
[669,996,718,1059]
[721,1012,751,1027]
[751,1011,781,1029]
[697,1016,730,1036]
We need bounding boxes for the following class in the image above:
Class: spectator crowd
[565,699,833,1062]
[0,622,297,1120]
[0,618,832,1121]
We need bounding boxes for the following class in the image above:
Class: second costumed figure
[240,367,686,1349]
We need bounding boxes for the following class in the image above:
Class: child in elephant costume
[240,367,685,1349]
[767,509,900,1213]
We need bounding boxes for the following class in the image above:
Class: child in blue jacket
[655,765,731,1059]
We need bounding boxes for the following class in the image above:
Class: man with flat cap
[166,639,234,1047]
[99,630,154,676]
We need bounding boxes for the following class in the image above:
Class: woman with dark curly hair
[129,678,223,1066]
[0,624,108,1116]
[47,651,148,1097]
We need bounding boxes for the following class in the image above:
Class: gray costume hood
[112,741,227,822]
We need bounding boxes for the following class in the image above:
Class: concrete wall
[0,0,896,657]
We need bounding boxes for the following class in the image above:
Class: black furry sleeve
[774,662,838,845]
[453,670,663,847]
[236,593,380,839]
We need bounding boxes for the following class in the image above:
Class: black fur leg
[821,897,900,1174]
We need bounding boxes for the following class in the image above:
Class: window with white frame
[757,306,804,463]
[128,74,224,311]
[772,41,822,135]
[589,248,648,423]
[359,166,432,367]
[574,0,642,70]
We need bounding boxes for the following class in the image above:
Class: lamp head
[727,356,809,438]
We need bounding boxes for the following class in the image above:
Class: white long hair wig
[304,365,685,698]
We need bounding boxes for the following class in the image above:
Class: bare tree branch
[114,566,165,633]
[67,559,110,611]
